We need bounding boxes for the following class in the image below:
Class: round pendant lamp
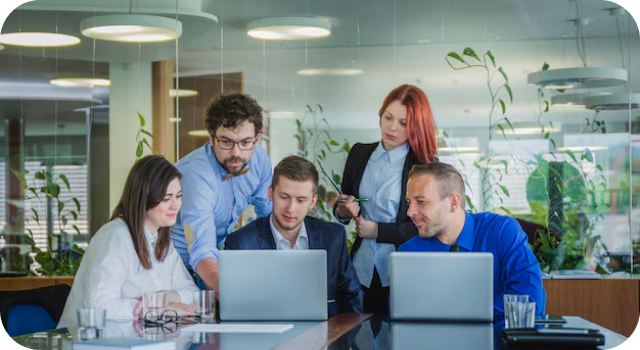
[81,15,182,43]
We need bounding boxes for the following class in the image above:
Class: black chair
[0,284,71,337]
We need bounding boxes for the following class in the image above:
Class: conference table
[11,314,629,350]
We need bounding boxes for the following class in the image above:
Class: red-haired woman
[335,84,438,316]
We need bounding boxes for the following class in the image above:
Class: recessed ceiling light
[188,130,210,137]
[169,89,198,98]
[247,17,331,41]
[50,78,111,87]
[528,67,628,89]
[558,146,608,152]
[417,39,431,44]
[496,127,560,135]
[585,94,640,111]
[297,68,364,76]
[0,32,81,47]
[81,15,182,43]
[551,92,610,108]
[169,117,182,123]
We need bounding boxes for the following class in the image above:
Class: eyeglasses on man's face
[213,134,258,151]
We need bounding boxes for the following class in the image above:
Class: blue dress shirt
[354,142,409,288]
[171,142,273,270]
[399,211,546,320]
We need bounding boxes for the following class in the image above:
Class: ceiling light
[50,78,111,87]
[169,118,182,123]
[269,111,296,119]
[81,15,182,43]
[297,68,364,76]
[496,127,560,135]
[417,39,431,44]
[527,67,628,89]
[247,17,331,41]
[438,147,479,152]
[585,94,640,110]
[188,130,210,137]
[0,32,81,47]
[551,92,610,108]
[169,89,198,98]
[0,44,4,51]
[558,146,608,152]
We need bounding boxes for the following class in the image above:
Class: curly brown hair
[204,93,264,136]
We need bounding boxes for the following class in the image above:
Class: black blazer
[337,142,424,256]
[224,216,364,315]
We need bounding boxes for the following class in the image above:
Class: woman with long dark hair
[335,84,438,316]
[58,155,199,327]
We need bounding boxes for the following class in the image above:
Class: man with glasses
[172,93,273,291]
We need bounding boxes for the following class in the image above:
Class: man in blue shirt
[172,93,273,291]
[400,162,545,320]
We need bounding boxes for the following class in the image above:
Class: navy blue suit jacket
[224,216,364,315]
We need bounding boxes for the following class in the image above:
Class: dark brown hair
[111,155,181,270]
[272,156,319,193]
[409,162,466,209]
[205,93,264,136]
[379,84,438,163]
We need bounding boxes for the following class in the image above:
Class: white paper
[181,324,294,334]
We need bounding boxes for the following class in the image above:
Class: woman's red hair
[379,84,438,163]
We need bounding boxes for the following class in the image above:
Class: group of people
[57,84,545,328]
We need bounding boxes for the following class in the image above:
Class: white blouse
[57,218,199,328]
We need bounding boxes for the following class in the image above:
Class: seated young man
[225,155,363,315]
[400,162,546,320]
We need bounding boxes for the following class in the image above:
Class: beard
[221,156,248,175]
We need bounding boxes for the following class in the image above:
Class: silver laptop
[218,250,328,321]
[390,252,493,321]
[391,322,493,350]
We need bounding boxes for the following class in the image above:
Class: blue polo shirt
[399,211,546,320]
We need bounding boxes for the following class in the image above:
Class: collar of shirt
[453,211,475,251]
[370,141,410,164]
[143,226,158,247]
[269,214,308,249]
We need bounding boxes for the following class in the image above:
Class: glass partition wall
[1,0,639,278]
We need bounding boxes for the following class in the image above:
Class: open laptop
[218,250,328,321]
[389,252,494,321]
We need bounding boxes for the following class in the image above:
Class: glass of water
[192,290,216,321]
[504,294,529,328]
[77,308,106,340]
[142,292,167,322]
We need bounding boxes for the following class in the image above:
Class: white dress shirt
[269,214,309,250]
[57,218,200,328]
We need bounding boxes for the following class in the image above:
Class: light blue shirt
[172,142,273,270]
[353,141,409,288]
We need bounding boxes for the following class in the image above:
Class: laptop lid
[390,252,493,322]
[218,250,328,321]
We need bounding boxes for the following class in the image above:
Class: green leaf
[564,150,577,163]
[11,169,27,190]
[62,216,68,226]
[73,225,81,235]
[498,67,509,83]
[596,164,603,172]
[542,62,550,71]
[582,148,594,163]
[499,160,508,174]
[499,99,506,114]
[295,119,302,129]
[504,84,513,103]
[136,143,143,158]
[500,206,513,216]
[49,183,60,198]
[504,117,514,133]
[329,140,339,146]
[141,129,154,138]
[486,51,496,68]
[463,47,480,61]
[306,105,313,113]
[30,208,40,225]
[59,174,71,191]
[35,171,46,180]
[544,131,550,140]
[446,52,464,63]
[143,138,152,151]
[496,124,506,139]
[294,134,301,142]
[28,187,37,197]
[333,174,342,186]
[57,201,65,215]
[544,101,549,113]
[71,210,78,221]
[317,104,323,113]
[138,112,146,127]
[550,138,557,149]
[73,198,81,212]
[499,184,510,197]
[320,150,326,160]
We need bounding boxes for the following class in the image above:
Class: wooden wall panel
[0,277,55,291]
[152,60,176,163]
